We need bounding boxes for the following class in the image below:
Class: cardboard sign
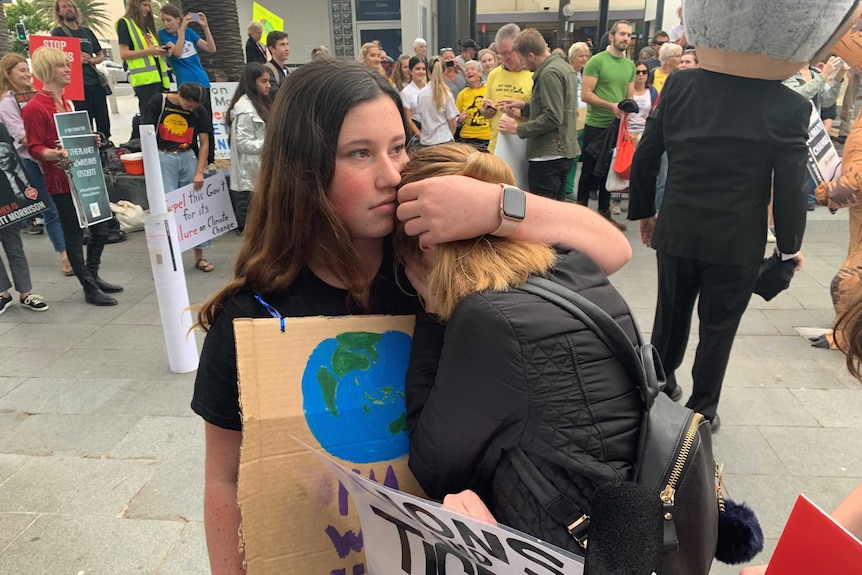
[252,2,284,46]
[209,82,239,160]
[806,103,842,185]
[29,36,84,101]
[54,112,111,228]
[766,494,862,574]
[0,124,46,230]
[234,315,421,575]
[308,441,586,575]
[832,17,862,70]
[164,172,236,252]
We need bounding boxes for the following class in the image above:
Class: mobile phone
[189,12,200,23]
[445,60,455,68]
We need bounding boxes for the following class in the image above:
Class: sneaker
[611,200,622,215]
[766,227,776,243]
[20,294,48,311]
[0,293,12,315]
[23,223,44,235]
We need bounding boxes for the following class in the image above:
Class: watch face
[502,186,526,220]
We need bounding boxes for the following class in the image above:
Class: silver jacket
[229,95,266,192]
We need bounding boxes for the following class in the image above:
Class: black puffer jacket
[407,250,643,553]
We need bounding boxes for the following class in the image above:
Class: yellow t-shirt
[456,86,492,141]
[653,68,669,94]
[483,66,533,154]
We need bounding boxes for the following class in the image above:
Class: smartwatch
[492,184,526,237]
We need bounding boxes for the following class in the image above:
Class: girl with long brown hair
[192,58,631,573]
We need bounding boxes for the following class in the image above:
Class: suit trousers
[53,192,110,290]
[650,252,761,421]
[576,124,612,211]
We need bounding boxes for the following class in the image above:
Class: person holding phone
[117,0,171,116]
[158,5,216,88]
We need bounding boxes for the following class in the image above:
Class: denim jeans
[0,224,31,294]
[22,158,65,253]
[159,150,211,249]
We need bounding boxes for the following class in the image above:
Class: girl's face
[161,13,179,33]
[139,1,151,16]
[328,95,407,241]
[480,52,496,74]
[255,73,270,97]
[635,65,649,85]
[400,58,410,77]
[679,54,698,70]
[178,97,201,112]
[364,47,381,69]
[7,61,32,91]
[410,63,426,84]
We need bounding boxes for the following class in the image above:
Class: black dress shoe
[710,413,721,434]
[94,277,124,293]
[665,385,683,402]
[84,287,118,306]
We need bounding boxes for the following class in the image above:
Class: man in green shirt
[577,20,635,231]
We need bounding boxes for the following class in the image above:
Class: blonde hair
[395,143,557,320]
[359,42,386,78]
[247,21,263,35]
[31,47,69,84]
[0,54,29,95]
[391,54,411,91]
[478,48,497,67]
[568,42,591,61]
[427,57,450,112]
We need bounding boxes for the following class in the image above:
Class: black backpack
[512,276,719,575]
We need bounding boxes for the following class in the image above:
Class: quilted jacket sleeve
[408,294,528,500]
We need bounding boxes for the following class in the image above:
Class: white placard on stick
[164,172,236,252]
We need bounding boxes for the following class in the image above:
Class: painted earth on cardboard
[302,330,412,464]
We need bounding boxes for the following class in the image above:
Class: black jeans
[650,252,761,420]
[134,83,166,117]
[73,82,111,138]
[528,158,574,201]
[576,124,611,211]
[229,189,252,231]
[53,193,110,289]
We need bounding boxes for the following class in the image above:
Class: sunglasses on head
[439,47,453,53]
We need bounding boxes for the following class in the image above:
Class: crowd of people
[0,1,860,573]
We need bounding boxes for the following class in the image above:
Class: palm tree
[32,0,112,36]
[0,3,12,54]
[174,0,245,81]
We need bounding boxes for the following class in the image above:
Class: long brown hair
[123,0,158,36]
[836,293,862,380]
[0,54,29,95]
[197,59,405,331]
[391,54,411,91]
[395,143,557,320]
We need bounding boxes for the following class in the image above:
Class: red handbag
[613,120,635,179]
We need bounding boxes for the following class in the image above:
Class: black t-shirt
[192,242,421,431]
[142,93,212,151]
[52,25,102,85]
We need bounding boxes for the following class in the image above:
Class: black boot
[84,283,118,306]
[93,275,124,293]
[85,223,122,293]
[599,209,628,232]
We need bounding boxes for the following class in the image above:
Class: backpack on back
[511,277,719,575]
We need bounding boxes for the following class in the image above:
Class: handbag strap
[520,276,657,408]
[508,448,591,549]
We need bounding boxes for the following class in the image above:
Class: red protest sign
[29,36,84,101]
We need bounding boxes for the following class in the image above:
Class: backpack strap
[508,448,591,550]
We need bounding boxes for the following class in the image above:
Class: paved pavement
[0,94,859,573]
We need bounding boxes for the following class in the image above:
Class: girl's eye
[391,144,406,156]
[351,149,371,159]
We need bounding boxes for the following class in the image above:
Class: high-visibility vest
[118,18,169,89]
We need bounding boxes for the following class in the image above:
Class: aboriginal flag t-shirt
[143,93,212,152]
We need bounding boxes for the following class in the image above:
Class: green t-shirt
[583,51,636,128]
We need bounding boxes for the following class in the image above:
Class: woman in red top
[22,47,121,306]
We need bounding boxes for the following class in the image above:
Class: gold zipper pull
[660,485,676,506]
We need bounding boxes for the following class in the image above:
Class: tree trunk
[0,4,13,55]
[180,0,245,82]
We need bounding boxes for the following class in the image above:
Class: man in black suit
[628,68,809,432]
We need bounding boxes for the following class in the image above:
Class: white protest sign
[806,102,841,185]
[305,440,585,575]
[165,172,236,252]
[210,82,239,160]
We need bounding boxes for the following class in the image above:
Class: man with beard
[51,0,111,140]
[576,20,635,231]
